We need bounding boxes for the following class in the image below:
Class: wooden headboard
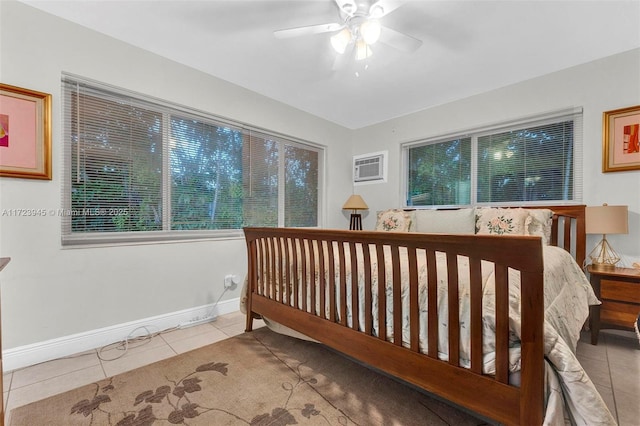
[406,204,586,268]
[524,204,586,268]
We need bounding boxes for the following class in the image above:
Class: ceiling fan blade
[332,42,355,72]
[274,22,343,39]
[378,26,423,53]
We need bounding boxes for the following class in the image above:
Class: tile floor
[3,312,639,425]
[575,329,640,425]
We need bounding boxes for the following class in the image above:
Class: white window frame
[401,108,583,208]
[61,74,325,246]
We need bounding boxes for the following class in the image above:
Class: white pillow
[525,208,553,245]
[475,207,530,235]
[375,209,412,232]
[413,208,476,234]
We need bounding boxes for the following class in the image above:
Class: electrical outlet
[224,274,239,289]
[180,315,216,329]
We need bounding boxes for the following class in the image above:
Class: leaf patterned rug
[10,327,489,425]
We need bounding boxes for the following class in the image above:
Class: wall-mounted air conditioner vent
[354,151,387,183]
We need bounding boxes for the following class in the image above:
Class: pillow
[475,207,530,235]
[375,209,412,232]
[525,208,553,245]
[413,208,476,234]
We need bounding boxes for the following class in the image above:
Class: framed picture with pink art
[603,104,640,173]
[0,83,52,180]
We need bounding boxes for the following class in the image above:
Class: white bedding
[241,244,616,425]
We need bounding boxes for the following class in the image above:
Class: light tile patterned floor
[3,311,261,425]
[3,312,639,425]
[576,329,640,425]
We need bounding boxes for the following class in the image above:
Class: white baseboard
[3,297,241,372]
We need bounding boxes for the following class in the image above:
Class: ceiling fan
[274,0,422,64]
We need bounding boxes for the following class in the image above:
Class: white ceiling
[21,0,640,129]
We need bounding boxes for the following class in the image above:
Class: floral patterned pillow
[525,208,553,245]
[475,207,530,235]
[375,209,412,232]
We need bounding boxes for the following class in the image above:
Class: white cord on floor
[97,325,179,362]
[98,287,230,362]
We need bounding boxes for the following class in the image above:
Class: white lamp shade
[585,204,628,235]
[331,28,352,54]
[360,19,381,45]
[342,194,368,210]
[355,39,372,60]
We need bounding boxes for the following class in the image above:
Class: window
[407,138,471,206]
[403,109,582,207]
[62,75,323,245]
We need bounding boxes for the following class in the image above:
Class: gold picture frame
[602,105,640,173]
[0,83,52,180]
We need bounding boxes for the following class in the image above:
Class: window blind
[407,137,472,206]
[403,108,583,208]
[169,115,245,230]
[61,75,324,245]
[62,81,165,237]
[284,142,319,227]
[476,119,576,203]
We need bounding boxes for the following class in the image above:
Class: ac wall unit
[354,153,385,182]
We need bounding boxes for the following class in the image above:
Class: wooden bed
[243,205,586,426]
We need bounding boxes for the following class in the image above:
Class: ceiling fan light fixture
[330,28,352,54]
[355,39,372,60]
[369,4,384,18]
[360,19,381,45]
[341,2,355,14]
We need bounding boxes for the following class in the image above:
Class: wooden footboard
[243,206,585,426]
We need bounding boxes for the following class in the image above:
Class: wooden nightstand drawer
[601,279,640,304]
[600,300,640,317]
[601,301,639,328]
[587,265,640,345]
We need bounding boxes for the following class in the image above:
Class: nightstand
[587,265,640,345]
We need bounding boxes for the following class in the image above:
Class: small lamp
[585,204,628,270]
[342,194,368,230]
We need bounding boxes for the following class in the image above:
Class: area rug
[10,328,488,425]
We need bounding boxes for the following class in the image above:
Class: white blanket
[242,244,615,425]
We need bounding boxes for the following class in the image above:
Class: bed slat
[495,264,509,384]
[310,240,317,314]
[469,257,483,374]
[426,249,438,359]
[292,239,299,309]
[408,246,419,352]
[278,237,285,304]
[363,243,373,335]
[338,243,347,326]
[391,245,402,347]
[446,253,460,366]
[376,243,387,341]
[350,242,359,331]
[318,240,325,317]
[328,240,337,322]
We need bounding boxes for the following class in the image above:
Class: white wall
[2,0,639,368]
[0,0,353,355]
[351,48,640,266]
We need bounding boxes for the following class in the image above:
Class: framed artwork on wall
[0,83,52,180]
[602,105,640,173]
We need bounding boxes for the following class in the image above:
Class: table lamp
[342,194,368,230]
[585,204,628,270]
